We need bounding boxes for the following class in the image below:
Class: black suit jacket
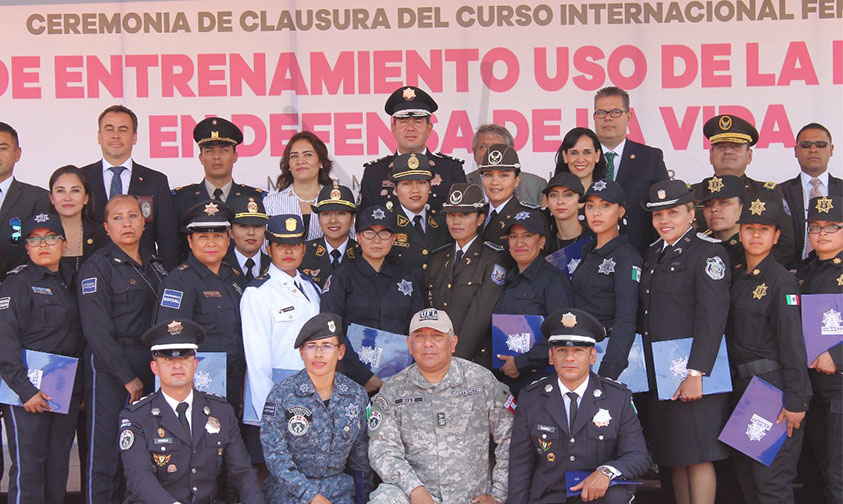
[614,140,669,255]
[81,161,179,270]
[224,246,270,289]
[782,173,843,265]
[0,178,50,276]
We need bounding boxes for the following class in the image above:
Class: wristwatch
[598,466,616,480]
[687,369,703,378]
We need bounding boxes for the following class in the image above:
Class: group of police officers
[0,82,839,504]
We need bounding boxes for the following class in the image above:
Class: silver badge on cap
[328,320,336,332]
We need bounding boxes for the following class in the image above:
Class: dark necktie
[109,166,126,200]
[413,215,424,236]
[605,152,617,181]
[330,249,342,268]
[176,402,191,441]
[455,249,464,263]
[213,188,224,201]
[567,392,579,430]
[244,257,255,282]
[486,209,497,229]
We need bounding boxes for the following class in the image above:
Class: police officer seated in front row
[260,313,370,503]
[119,319,262,504]
[508,309,650,504]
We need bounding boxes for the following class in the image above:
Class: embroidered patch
[397,278,413,296]
[631,266,641,283]
[81,277,97,295]
[288,415,309,436]
[367,410,383,431]
[262,402,276,417]
[705,256,725,280]
[0,297,9,310]
[160,289,183,309]
[598,258,616,275]
[31,286,52,295]
[491,264,506,286]
[119,429,134,450]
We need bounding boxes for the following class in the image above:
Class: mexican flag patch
[631,266,642,283]
[785,294,800,306]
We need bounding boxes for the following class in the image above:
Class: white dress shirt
[102,158,133,195]
[325,237,350,264]
[204,179,232,202]
[600,139,627,181]
[401,205,426,233]
[161,389,194,431]
[0,176,14,210]
[233,247,261,278]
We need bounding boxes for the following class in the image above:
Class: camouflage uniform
[367,357,514,503]
[260,369,370,503]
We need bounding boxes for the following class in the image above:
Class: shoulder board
[519,201,540,210]
[7,264,27,275]
[762,181,777,190]
[363,155,390,167]
[431,243,452,255]
[202,391,228,403]
[246,275,271,289]
[173,183,198,193]
[434,152,465,165]
[484,241,504,252]
[649,237,663,247]
[696,232,721,243]
[524,374,552,391]
[127,392,156,411]
[599,375,630,391]
[177,263,190,271]
[248,186,265,194]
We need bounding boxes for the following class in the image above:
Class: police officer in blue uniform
[0,213,84,503]
[320,205,423,391]
[358,86,465,211]
[386,152,452,272]
[508,309,650,504]
[572,180,643,380]
[300,184,360,288]
[173,117,264,262]
[493,209,575,394]
[78,195,168,504]
[156,201,247,412]
[260,313,370,503]
[119,319,262,504]
[699,174,746,278]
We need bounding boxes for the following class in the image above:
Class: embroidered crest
[592,180,607,192]
[746,413,772,441]
[749,198,766,216]
[397,279,413,296]
[153,453,171,466]
[367,410,383,431]
[288,415,309,436]
[815,196,833,214]
[752,283,768,300]
[491,264,506,286]
[371,208,386,220]
[567,258,581,275]
[707,176,724,193]
[514,211,530,221]
[344,404,359,422]
[821,309,843,335]
[203,202,219,216]
[119,429,134,450]
[505,332,531,353]
[598,258,616,275]
[328,320,336,332]
[705,256,726,280]
[538,438,552,452]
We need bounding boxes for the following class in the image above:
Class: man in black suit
[80,105,179,270]
[224,196,270,289]
[0,122,50,277]
[593,87,670,256]
[782,122,841,266]
[173,117,264,263]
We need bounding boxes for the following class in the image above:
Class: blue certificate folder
[718,376,787,467]
[652,336,732,401]
[594,334,649,393]
[566,471,642,497]
[801,294,843,366]
[154,352,226,397]
[545,236,593,280]
[0,350,78,414]
[491,314,551,372]
[346,324,413,379]
[243,368,298,426]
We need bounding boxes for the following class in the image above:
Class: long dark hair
[276,131,334,190]
[553,128,607,180]
[48,165,94,222]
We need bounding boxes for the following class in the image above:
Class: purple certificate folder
[801,294,843,366]
[718,376,787,467]
[346,324,413,379]
[652,336,732,401]
[0,350,78,414]
[545,236,593,280]
[566,471,642,497]
[492,314,550,372]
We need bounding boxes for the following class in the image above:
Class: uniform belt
[731,358,780,379]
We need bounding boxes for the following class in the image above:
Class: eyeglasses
[302,342,340,354]
[593,109,626,119]
[359,229,394,240]
[807,224,842,234]
[797,141,829,149]
[24,234,62,247]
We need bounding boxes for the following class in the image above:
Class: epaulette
[126,392,157,411]
[649,237,663,247]
[524,374,552,391]
[696,232,721,243]
[173,183,198,194]
[519,201,540,210]
[431,243,452,255]
[177,263,190,271]
[762,181,777,190]
[202,391,228,403]
[363,155,390,167]
[6,264,27,275]
[247,274,271,289]
[484,241,504,252]
[434,152,465,165]
[598,375,630,391]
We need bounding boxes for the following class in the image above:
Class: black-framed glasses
[593,109,626,119]
[797,141,829,149]
[9,217,21,245]
[359,229,394,240]
[807,224,842,234]
[24,234,62,247]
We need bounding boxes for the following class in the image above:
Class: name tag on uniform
[160,289,183,309]
[279,306,295,313]
[536,424,557,433]
[454,387,482,398]
[394,396,424,405]
[153,437,173,445]
[81,278,97,295]
[202,291,222,298]
[31,286,52,295]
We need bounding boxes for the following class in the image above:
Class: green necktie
[605,152,617,181]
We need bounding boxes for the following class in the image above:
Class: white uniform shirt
[240,263,320,423]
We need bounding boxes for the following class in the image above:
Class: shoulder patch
[491,264,506,285]
[0,297,10,310]
[160,289,183,309]
[363,155,390,167]
[763,181,777,190]
[696,232,721,243]
[119,429,134,450]
[705,256,726,280]
[484,241,504,252]
[81,277,97,295]
[7,264,27,275]
[434,151,465,165]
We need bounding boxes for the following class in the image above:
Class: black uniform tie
[244,257,255,282]
[413,215,424,236]
[330,249,342,267]
[176,402,191,441]
[213,188,224,201]
[486,209,497,229]
[567,392,579,430]
[455,249,464,263]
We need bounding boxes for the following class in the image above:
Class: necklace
[291,186,318,204]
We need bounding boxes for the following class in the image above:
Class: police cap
[294,313,344,349]
[642,180,695,211]
[440,183,486,214]
[542,173,585,196]
[478,144,521,172]
[807,195,842,223]
[142,319,206,357]
[704,114,758,147]
[266,214,305,245]
[311,184,358,214]
[389,153,433,183]
[542,309,606,347]
[580,179,625,206]
[503,208,549,238]
[356,205,396,233]
[230,197,268,226]
[22,213,64,239]
[182,201,234,231]
[193,117,243,147]
[739,196,781,227]
[385,86,438,118]
[700,175,745,203]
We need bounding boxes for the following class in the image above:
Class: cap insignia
[402,87,416,100]
[488,149,503,165]
[657,189,666,199]
[167,321,183,335]
[561,312,577,328]
[816,196,833,214]
[330,188,341,200]
[407,154,420,170]
[719,115,733,131]
[449,190,463,205]
[34,213,49,223]
[749,198,766,216]
[707,176,724,193]
[247,200,258,213]
[285,218,297,232]
[328,320,336,332]
[203,202,219,216]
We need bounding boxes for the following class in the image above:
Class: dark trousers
[801,391,843,503]
[84,347,154,504]
[2,387,81,503]
[562,485,636,504]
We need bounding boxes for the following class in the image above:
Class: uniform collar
[292,369,355,397]
[324,237,350,258]
[507,256,545,282]
[586,234,627,257]
[355,257,395,278]
[745,253,775,278]
[408,358,464,390]
[160,389,194,418]
[188,253,229,280]
[456,235,478,255]
[204,179,233,201]
[818,251,843,268]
